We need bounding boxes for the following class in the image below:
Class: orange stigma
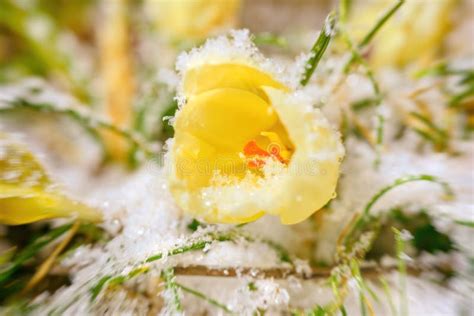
[243,140,287,168]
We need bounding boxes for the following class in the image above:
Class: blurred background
[0,0,473,314]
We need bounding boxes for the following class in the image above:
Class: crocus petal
[264,87,343,224]
[176,87,278,150]
[0,136,101,225]
[0,185,101,225]
[184,63,287,100]
[171,87,277,190]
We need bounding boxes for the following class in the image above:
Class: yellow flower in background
[149,0,241,42]
[349,0,456,68]
[167,37,344,225]
[0,135,101,225]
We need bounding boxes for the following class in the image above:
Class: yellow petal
[0,185,101,225]
[172,131,246,189]
[264,88,342,224]
[171,86,278,190]
[0,136,101,225]
[176,87,278,150]
[184,63,287,101]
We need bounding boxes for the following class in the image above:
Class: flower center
[242,131,292,169]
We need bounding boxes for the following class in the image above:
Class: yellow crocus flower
[349,0,456,68]
[0,135,101,225]
[167,36,344,225]
[149,0,241,42]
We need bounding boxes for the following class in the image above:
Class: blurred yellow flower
[167,46,344,225]
[149,0,241,42]
[349,0,456,68]
[0,136,101,225]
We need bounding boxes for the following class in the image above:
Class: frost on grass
[0,79,88,115]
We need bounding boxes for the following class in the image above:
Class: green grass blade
[0,223,72,286]
[454,220,474,228]
[358,0,405,49]
[162,268,183,313]
[177,282,233,313]
[253,33,287,48]
[393,228,409,316]
[300,11,336,86]
[343,174,452,246]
